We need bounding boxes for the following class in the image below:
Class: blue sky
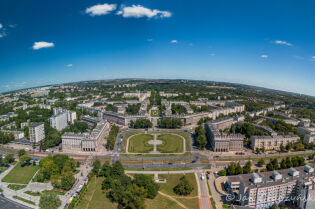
[0,0,315,96]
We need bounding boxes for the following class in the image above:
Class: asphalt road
[196,170,212,209]
[0,195,32,209]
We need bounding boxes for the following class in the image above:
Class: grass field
[128,134,154,153]
[74,177,116,209]
[2,163,39,184]
[158,173,199,209]
[157,134,184,153]
[146,193,183,209]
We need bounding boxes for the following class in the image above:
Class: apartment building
[251,135,300,150]
[205,117,244,152]
[29,123,45,143]
[226,165,315,209]
[50,112,68,131]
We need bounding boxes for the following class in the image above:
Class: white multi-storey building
[50,112,68,131]
[29,123,45,143]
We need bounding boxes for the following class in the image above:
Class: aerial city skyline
[1,0,315,96]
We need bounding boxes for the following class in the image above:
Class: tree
[111,161,124,177]
[243,161,252,174]
[173,176,194,196]
[130,119,153,129]
[280,160,287,169]
[280,143,285,152]
[20,155,31,167]
[99,162,111,177]
[92,160,101,175]
[18,149,26,157]
[257,159,265,167]
[39,191,61,209]
[133,174,159,199]
[218,170,226,176]
[61,173,76,190]
[235,163,243,175]
[3,154,15,164]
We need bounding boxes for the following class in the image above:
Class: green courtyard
[2,163,39,184]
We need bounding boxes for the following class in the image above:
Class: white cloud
[170,40,178,44]
[117,5,171,18]
[261,54,269,58]
[312,56,315,61]
[32,41,55,50]
[67,64,73,67]
[274,40,293,46]
[147,38,153,42]
[209,53,215,56]
[86,3,117,16]
[0,24,3,29]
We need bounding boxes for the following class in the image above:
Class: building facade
[205,117,244,152]
[29,123,45,143]
[251,135,299,150]
[50,112,68,131]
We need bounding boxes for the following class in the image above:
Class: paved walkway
[0,163,52,209]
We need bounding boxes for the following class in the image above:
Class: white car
[200,174,205,180]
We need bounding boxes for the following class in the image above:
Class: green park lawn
[74,177,116,209]
[2,163,39,184]
[75,175,198,209]
[128,134,154,153]
[157,134,184,153]
[150,110,160,117]
[158,173,199,209]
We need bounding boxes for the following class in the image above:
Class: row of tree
[219,161,252,176]
[129,119,153,129]
[194,125,207,150]
[106,125,119,150]
[158,118,182,129]
[266,156,305,171]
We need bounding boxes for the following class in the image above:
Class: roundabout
[126,133,186,155]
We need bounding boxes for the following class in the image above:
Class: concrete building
[50,112,68,131]
[304,134,315,144]
[0,130,24,140]
[53,107,76,124]
[62,120,110,152]
[29,123,45,143]
[226,165,315,209]
[251,135,299,150]
[205,118,244,152]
